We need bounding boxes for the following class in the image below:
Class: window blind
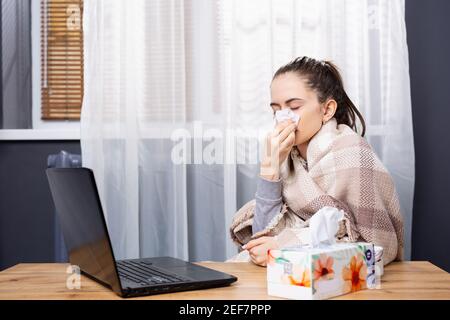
[41,0,83,120]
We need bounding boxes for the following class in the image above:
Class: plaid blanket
[229,118,404,265]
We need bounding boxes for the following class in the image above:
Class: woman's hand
[243,236,279,267]
[260,120,297,180]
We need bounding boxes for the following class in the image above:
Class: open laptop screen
[46,168,122,294]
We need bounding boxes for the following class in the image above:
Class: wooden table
[0,261,449,300]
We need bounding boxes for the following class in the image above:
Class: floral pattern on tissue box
[267,242,375,300]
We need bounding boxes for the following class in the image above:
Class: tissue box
[267,242,376,300]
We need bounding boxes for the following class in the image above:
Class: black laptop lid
[46,168,122,294]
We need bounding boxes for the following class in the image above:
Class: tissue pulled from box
[309,206,345,248]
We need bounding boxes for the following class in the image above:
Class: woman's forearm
[252,176,283,234]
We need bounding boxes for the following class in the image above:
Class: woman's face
[270,72,325,146]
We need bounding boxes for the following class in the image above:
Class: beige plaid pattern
[229,119,404,265]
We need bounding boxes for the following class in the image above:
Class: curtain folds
[81,0,414,261]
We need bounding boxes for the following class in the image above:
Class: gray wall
[406,0,450,271]
[0,141,80,270]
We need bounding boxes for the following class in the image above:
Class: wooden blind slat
[41,0,84,120]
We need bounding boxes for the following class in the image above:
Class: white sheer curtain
[82,0,236,261]
[81,0,414,261]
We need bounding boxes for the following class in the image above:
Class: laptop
[46,167,237,298]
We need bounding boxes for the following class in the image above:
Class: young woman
[229,57,404,267]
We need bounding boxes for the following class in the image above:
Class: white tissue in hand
[309,206,345,248]
[275,109,300,125]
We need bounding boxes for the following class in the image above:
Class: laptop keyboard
[116,260,191,286]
